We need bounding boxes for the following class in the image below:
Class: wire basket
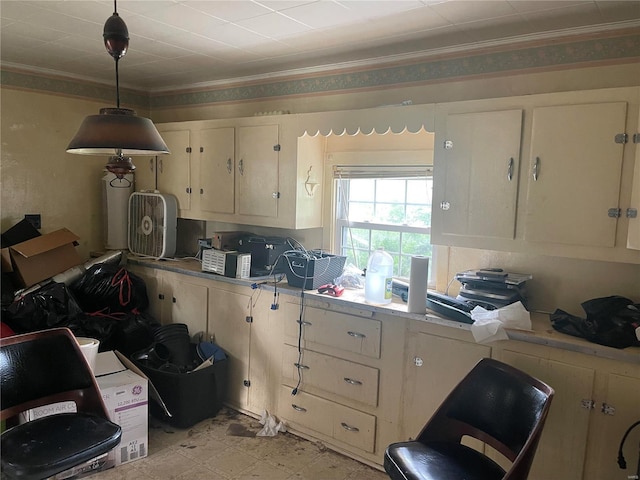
[284,251,347,290]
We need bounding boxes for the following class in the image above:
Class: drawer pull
[297,320,312,327]
[344,377,363,386]
[347,331,366,339]
[291,404,307,413]
[341,422,359,432]
[294,363,309,370]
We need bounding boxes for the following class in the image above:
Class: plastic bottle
[365,248,394,305]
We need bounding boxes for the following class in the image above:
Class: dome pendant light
[66,0,169,177]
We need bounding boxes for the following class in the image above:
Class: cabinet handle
[227,158,232,174]
[344,377,363,386]
[158,158,163,174]
[291,404,307,413]
[239,158,244,176]
[297,320,312,327]
[507,157,514,181]
[347,331,366,339]
[340,422,359,432]
[149,158,154,172]
[532,157,540,181]
[294,363,309,370]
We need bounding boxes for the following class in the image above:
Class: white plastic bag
[256,410,287,437]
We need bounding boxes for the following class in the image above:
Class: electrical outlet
[24,214,41,229]
[198,238,212,248]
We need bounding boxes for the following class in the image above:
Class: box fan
[128,192,177,258]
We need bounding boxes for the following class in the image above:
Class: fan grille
[128,192,177,257]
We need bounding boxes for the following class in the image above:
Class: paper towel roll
[407,256,429,313]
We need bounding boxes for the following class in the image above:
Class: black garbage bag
[70,264,149,314]
[67,310,159,355]
[3,282,84,333]
[551,295,640,349]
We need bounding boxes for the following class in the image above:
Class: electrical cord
[618,420,640,470]
[292,259,310,396]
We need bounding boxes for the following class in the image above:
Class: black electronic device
[426,290,476,324]
[238,236,291,277]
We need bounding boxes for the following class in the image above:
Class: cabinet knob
[414,357,424,367]
[532,157,540,181]
[238,158,244,175]
[227,158,232,174]
[440,201,450,211]
[507,157,514,182]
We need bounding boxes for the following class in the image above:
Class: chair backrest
[0,327,109,421]
[418,358,554,480]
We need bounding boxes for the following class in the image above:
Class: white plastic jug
[365,248,394,305]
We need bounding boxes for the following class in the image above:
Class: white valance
[292,103,434,137]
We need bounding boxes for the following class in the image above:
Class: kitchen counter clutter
[126,256,639,364]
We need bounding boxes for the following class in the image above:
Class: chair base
[384,441,506,480]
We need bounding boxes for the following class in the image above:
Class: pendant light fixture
[66,0,169,177]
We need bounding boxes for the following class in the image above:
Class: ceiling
[1,1,639,92]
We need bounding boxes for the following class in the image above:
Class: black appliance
[237,236,292,277]
[454,269,532,310]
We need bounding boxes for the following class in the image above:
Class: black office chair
[384,358,554,480]
[1,327,122,480]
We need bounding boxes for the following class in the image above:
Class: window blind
[332,165,432,179]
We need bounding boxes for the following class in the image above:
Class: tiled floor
[92,407,390,480]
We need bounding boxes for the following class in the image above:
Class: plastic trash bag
[70,264,149,314]
[551,296,640,349]
[4,282,83,333]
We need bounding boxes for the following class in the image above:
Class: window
[334,165,433,280]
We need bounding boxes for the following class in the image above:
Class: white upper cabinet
[435,109,522,240]
[431,87,640,264]
[199,127,235,216]
[236,124,279,218]
[524,102,627,247]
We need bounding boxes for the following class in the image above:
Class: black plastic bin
[134,353,228,429]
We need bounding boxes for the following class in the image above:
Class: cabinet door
[133,156,157,192]
[627,107,640,250]
[525,102,627,247]
[585,373,640,480]
[438,109,522,239]
[401,333,490,440]
[159,272,208,335]
[199,127,235,215]
[236,125,279,218]
[208,287,251,409]
[500,350,595,480]
[156,129,191,212]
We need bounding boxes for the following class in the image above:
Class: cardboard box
[8,228,81,287]
[48,351,149,479]
[95,351,149,467]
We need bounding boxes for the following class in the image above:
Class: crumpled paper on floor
[256,410,287,437]
[470,301,531,344]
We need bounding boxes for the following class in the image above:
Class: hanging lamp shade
[67,108,169,155]
[66,3,168,159]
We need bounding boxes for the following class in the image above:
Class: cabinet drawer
[284,306,381,358]
[282,344,379,406]
[278,386,376,452]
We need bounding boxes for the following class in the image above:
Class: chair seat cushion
[384,441,506,480]
[1,412,122,479]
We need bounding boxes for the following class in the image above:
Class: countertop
[127,256,640,365]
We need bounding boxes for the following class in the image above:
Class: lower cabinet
[494,343,640,480]
[126,263,281,417]
[275,299,406,466]
[400,324,491,441]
